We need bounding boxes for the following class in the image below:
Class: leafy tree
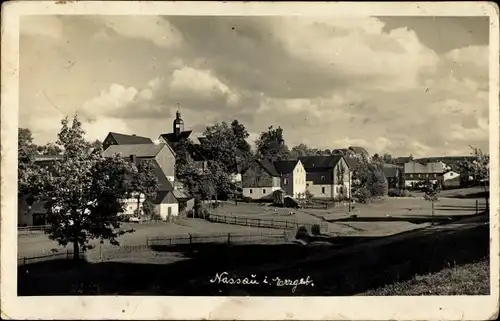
[231,119,251,153]
[202,121,239,172]
[255,125,291,161]
[351,154,388,201]
[382,153,393,164]
[28,115,140,260]
[90,139,103,151]
[458,146,490,210]
[37,142,63,156]
[423,180,441,224]
[129,159,159,219]
[18,128,39,196]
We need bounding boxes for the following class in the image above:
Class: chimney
[130,154,137,164]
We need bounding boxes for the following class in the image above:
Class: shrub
[311,224,321,235]
[241,196,253,203]
[353,187,371,203]
[388,188,410,197]
[296,226,310,241]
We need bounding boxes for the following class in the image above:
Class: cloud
[19,15,490,158]
[98,16,183,48]
[20,15,64,39]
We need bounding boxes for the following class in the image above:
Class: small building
[404,161,447,188]
[102,132,153,151]
[442,170,461,189]
[273,159,307,198]
[241,158,281,200]
[298,155,352,200]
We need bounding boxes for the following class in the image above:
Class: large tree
[458,146,490,210]
[231,119,251,153]
[129,159,159,218]
[18,128,40,197]
[351,154,388,202]
[202,121,239,172]
[27,115,150,259]
[255,125,290,161]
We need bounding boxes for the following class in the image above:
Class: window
[321,176,325,181]
[284,178,288,185]
[322,187,325,194]
[249,189,253,194]
[262,189,267,194]
[306,183,309,187]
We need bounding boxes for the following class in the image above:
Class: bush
[353,187,371,203]
[241,196,253,203]
[388,188,410,197]
[296,226,310,241]
[311,224,321,235]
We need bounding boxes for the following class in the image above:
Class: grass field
[358,258,489,296]
[18,194,488,259]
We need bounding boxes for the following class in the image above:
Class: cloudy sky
[20,15,489,157]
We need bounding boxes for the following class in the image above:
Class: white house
[298,155,352,200]
[273,160,307,198]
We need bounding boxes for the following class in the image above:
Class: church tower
[173,110,184,136]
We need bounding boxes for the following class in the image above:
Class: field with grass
[18,191,488,261]
[212,196,487,236]
[358,258,490,296]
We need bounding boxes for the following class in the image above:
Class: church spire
[173,104,184,136]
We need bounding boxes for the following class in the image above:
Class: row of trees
[19,116,158,259]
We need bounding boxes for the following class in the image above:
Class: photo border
[1,1,499,320]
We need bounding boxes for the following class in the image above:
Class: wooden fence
[18,231,293,266]
[207,213,328,232]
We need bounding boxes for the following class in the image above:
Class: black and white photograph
[1,1,499,320]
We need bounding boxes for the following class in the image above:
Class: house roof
[298,155,343,170]
[147,159,174,192]
[107,132,153,145]
[102,143,166,158]
[255,158,280,177]
[159,131,193,143]
[382,164,401,178]
[404,161,446,174]
[273,160,298,174]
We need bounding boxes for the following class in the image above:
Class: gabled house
[404,161,447,188]
[273,160,306,198]
[382,163,404,189]
[103,142,192,219]
[102,132,153,151]
[298,155,352,199]
[241,158,281,200]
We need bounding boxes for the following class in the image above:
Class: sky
[19,15,490,157]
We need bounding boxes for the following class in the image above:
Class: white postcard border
[1,1,499,320]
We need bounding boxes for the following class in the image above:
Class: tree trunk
[484,182,489,211]
[137,194,141,216]
[73,241,80,260]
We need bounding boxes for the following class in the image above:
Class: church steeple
[173,108,184,137]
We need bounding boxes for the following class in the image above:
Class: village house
[298,155,352,200]
[403,161,449,188]
[273,159,307,198]
[382,163,405,189]
[103,142,194,220]
[241,158,282,200]
[102,132,153,151]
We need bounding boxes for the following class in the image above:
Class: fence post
[285,220,288,229]
[23,257,27,265]
[227,233,231,245]
[271,219,274,228]
[189,233,192,245]
[246,218,248,226]
[476,200,478,215]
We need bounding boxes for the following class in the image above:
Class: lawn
[358,258,490,296]
[211,196,487,237]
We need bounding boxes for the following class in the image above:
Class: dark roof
[102,143,168,158]
[159,131,193,143]
[256,158,280,177]
[382,164,401,178]
[108,132,153,145]
[298,155,343,170]
[147,158,174,192]
[273,160,298,174]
